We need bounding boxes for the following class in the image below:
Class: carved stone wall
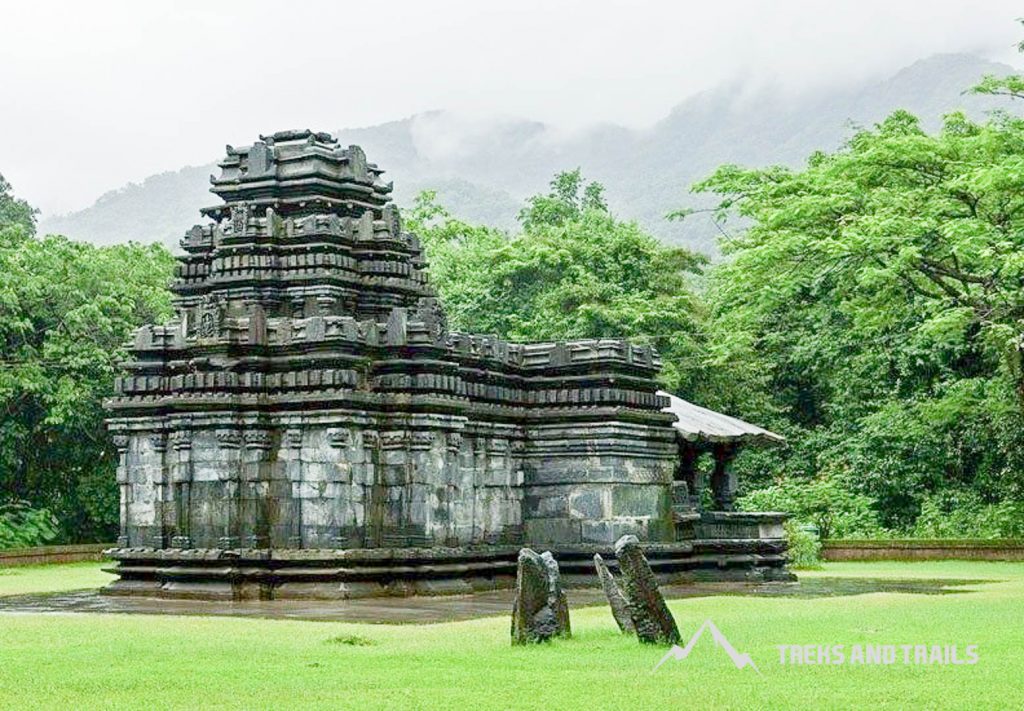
[113,413,675,549]
[107,130,679,560]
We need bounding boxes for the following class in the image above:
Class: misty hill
[39,53,1018,254]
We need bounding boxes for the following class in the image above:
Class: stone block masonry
[103,130,788,599]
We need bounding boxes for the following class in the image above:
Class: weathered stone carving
[243,431,272,450]
[168,431,191,451]
[102,130,791,600]
[511,548,570,644]
[326,429,351,448]
[216,430,242,448]
[593,553,634,634]
[511,549,552,644]
[148,433,167,452]
[284,429,303,449]
[614,535,680,645]
[541,551,571,639]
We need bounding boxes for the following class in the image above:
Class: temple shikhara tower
[105,130,789,599]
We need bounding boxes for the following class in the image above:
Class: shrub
[0,500,59,549]
[737,475,883,540]
[783,520,822,569]
[911,491,1024,539]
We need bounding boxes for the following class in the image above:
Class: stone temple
[105,130,790,599]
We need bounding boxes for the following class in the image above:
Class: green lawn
[1,560,1021,710]
[0,561,112,597]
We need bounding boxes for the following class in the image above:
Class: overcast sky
[2,0,1022,216]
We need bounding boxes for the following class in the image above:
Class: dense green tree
[407,172,708,393]
[517,168,608,231]
[0,174,38,234]
[0,220,175,542]
[970,18,1024,102]
[683,108,1024,529]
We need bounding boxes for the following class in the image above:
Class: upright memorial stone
[512,548,570,644]
[541,551,571,638]
[593,553,634,634]
[614,535,680,645]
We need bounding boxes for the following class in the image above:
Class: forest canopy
[683,106,1024,536]
[0,175,175,544]
[5,80,1024,544]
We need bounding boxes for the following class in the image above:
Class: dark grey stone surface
[541,550,571,638]
[103,130,790,598]
[614,534,681,645]
[101,535,791,600]
[593,553,634,634]
[511,548,558,644]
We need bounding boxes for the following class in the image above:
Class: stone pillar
[284,428,304,549]
[148,432,169,548]
[168,430,193,548]
[511,548,570,644]
[354,430,380,548]
[112,434,131,547]
[313,426,356,548]
[677,442,701,509]
[241,429,273,548]
[593,553,634,634]
[710,443,738,511]
[376,430,410,547]
[443,430,464,546]
[215,430,243,549]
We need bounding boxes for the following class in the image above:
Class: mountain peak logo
[653,619,761,674]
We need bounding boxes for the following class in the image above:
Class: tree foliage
[970,18,1024,102]
[737,476,881,540]
[0,500,58,549]
[11,70,1024,542]
[686,108,1024,529]
[0,174,38,235]
[0,216,175,542]
[407,171,708,393]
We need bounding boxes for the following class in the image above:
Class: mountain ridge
[39,53,1019,254]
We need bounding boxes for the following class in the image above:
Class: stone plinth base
[103,534,792,601]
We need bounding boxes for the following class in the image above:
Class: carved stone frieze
[103,131,788,598]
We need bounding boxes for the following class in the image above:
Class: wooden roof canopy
[658,391,785,446]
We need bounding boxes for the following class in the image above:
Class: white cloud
[1,0,1020,215]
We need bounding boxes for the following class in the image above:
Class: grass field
[0,561,111,597]
[1,560,1022,710]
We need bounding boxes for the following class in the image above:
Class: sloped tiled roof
[659,391,785,445]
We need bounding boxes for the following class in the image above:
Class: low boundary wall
[0,544,111,567]
[823,539,1024,561]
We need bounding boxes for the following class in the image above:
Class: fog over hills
[38,53,1019,255]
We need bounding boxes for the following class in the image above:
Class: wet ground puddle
[0,576,991,624]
